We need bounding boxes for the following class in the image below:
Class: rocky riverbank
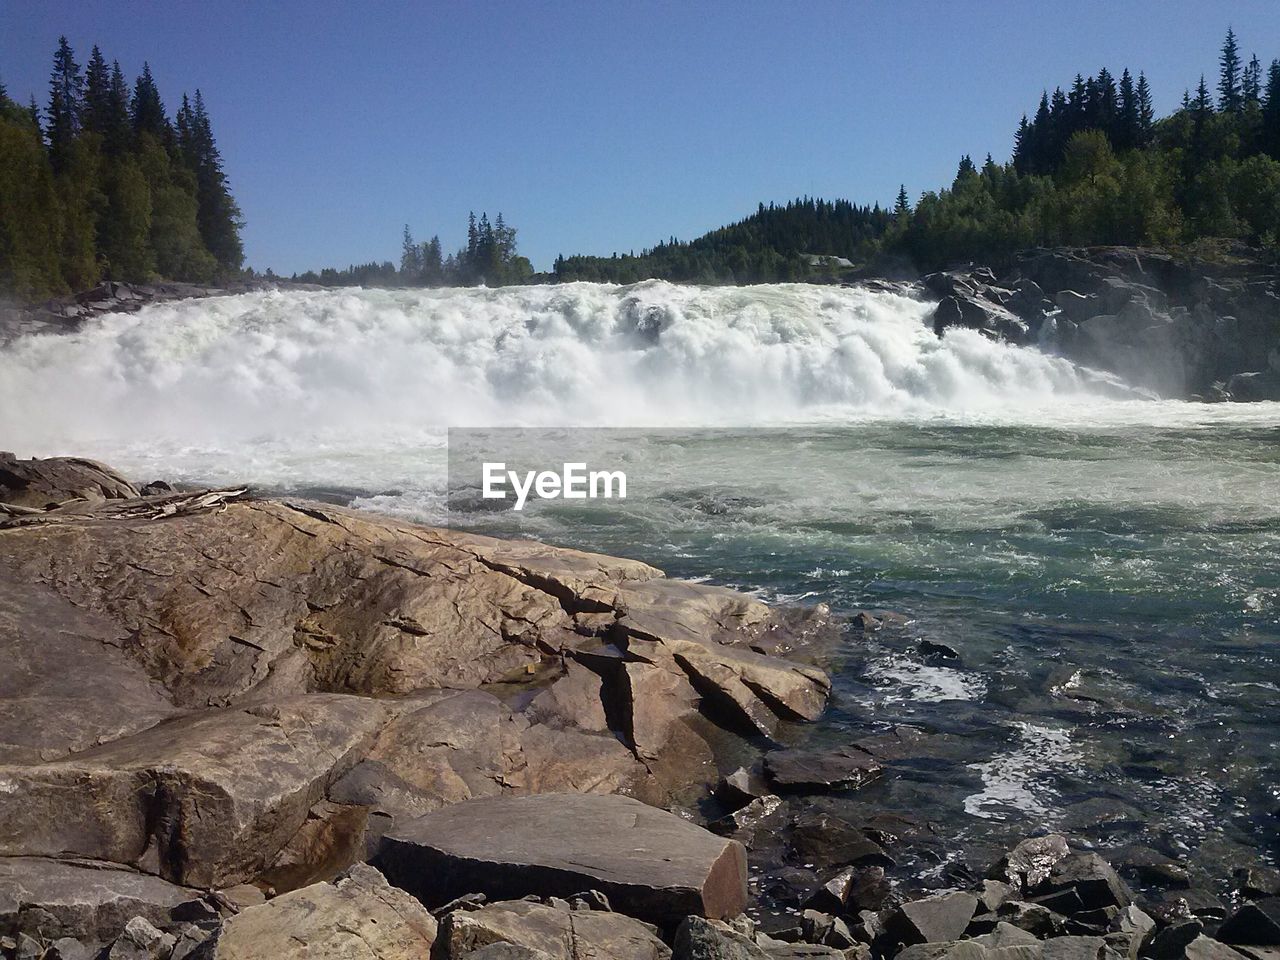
[0,280,324,344]
[1,454,1278,960]
[918,243,1280,400]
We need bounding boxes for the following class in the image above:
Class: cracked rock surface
[0,457,832,950]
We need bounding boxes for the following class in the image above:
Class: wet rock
[1226,371,1280,402]
[846,866,895,913]
[1115,848,1190,890]
[989,836,1071,893]
[788,813,893,870]
[717,768,771,811]
[196,863,436,959]
[377,793,748,924]
[996,901,1065,938]
[0,857,207,944]
[802,869,857,916]
[1236,868,1280,901]
[918,640,960,663]
[0,454,138,509]
[764,748,882,792]
[441,899,669,960]
[1156,890,1229,923]
[889,892,979,945]
[1035,853,1131,912]
[710,795,785,839]
[1218,898,1280,945]
[1146,919,1204,959]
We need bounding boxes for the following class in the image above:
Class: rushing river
[2,281,1277,889]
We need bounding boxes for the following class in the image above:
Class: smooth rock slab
[0,857,205,943]
[195,863,436,959]
[377,793,748,924]
[763,747,882,792]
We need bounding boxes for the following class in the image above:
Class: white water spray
[0,281,1133,450]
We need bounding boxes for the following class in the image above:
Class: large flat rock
[377,793,749,924]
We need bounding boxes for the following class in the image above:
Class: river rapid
[2,281,1276,892]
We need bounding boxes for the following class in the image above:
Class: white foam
[963,721,1080,822]
[864,653,987,703]
[0,281,1192,456]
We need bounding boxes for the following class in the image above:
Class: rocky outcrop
[924,245,1280,400]
[376,793,748,924]
[0,459,834,950]
[0,453,138,512]
[0,280,323,344]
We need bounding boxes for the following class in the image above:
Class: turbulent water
[2,281,1278,887]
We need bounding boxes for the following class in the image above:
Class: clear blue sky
[4,1,1279,274]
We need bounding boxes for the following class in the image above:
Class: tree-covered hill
[551,28,1280,283]
[0,37,243,299]
[553,197,892,284]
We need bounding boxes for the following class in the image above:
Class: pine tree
[1244,55,1263,105]
[46,36,83,172]
[83,46,111,137]
[1117,69,1139,150]
[1094,67,1119,138]
[103,62,131,154]
[1136,73,1155,145]
[894,184,910,215]
[1263,60,1280,158]
[400,224,421,280]
[130,63,168,141]
[1218,28,1242,113]
[188,90,243,271]
[1012,115,1030,173]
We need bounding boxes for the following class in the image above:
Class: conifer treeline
[292,211,533,287]
[0,36,243,299]
[556,28,1280,282]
